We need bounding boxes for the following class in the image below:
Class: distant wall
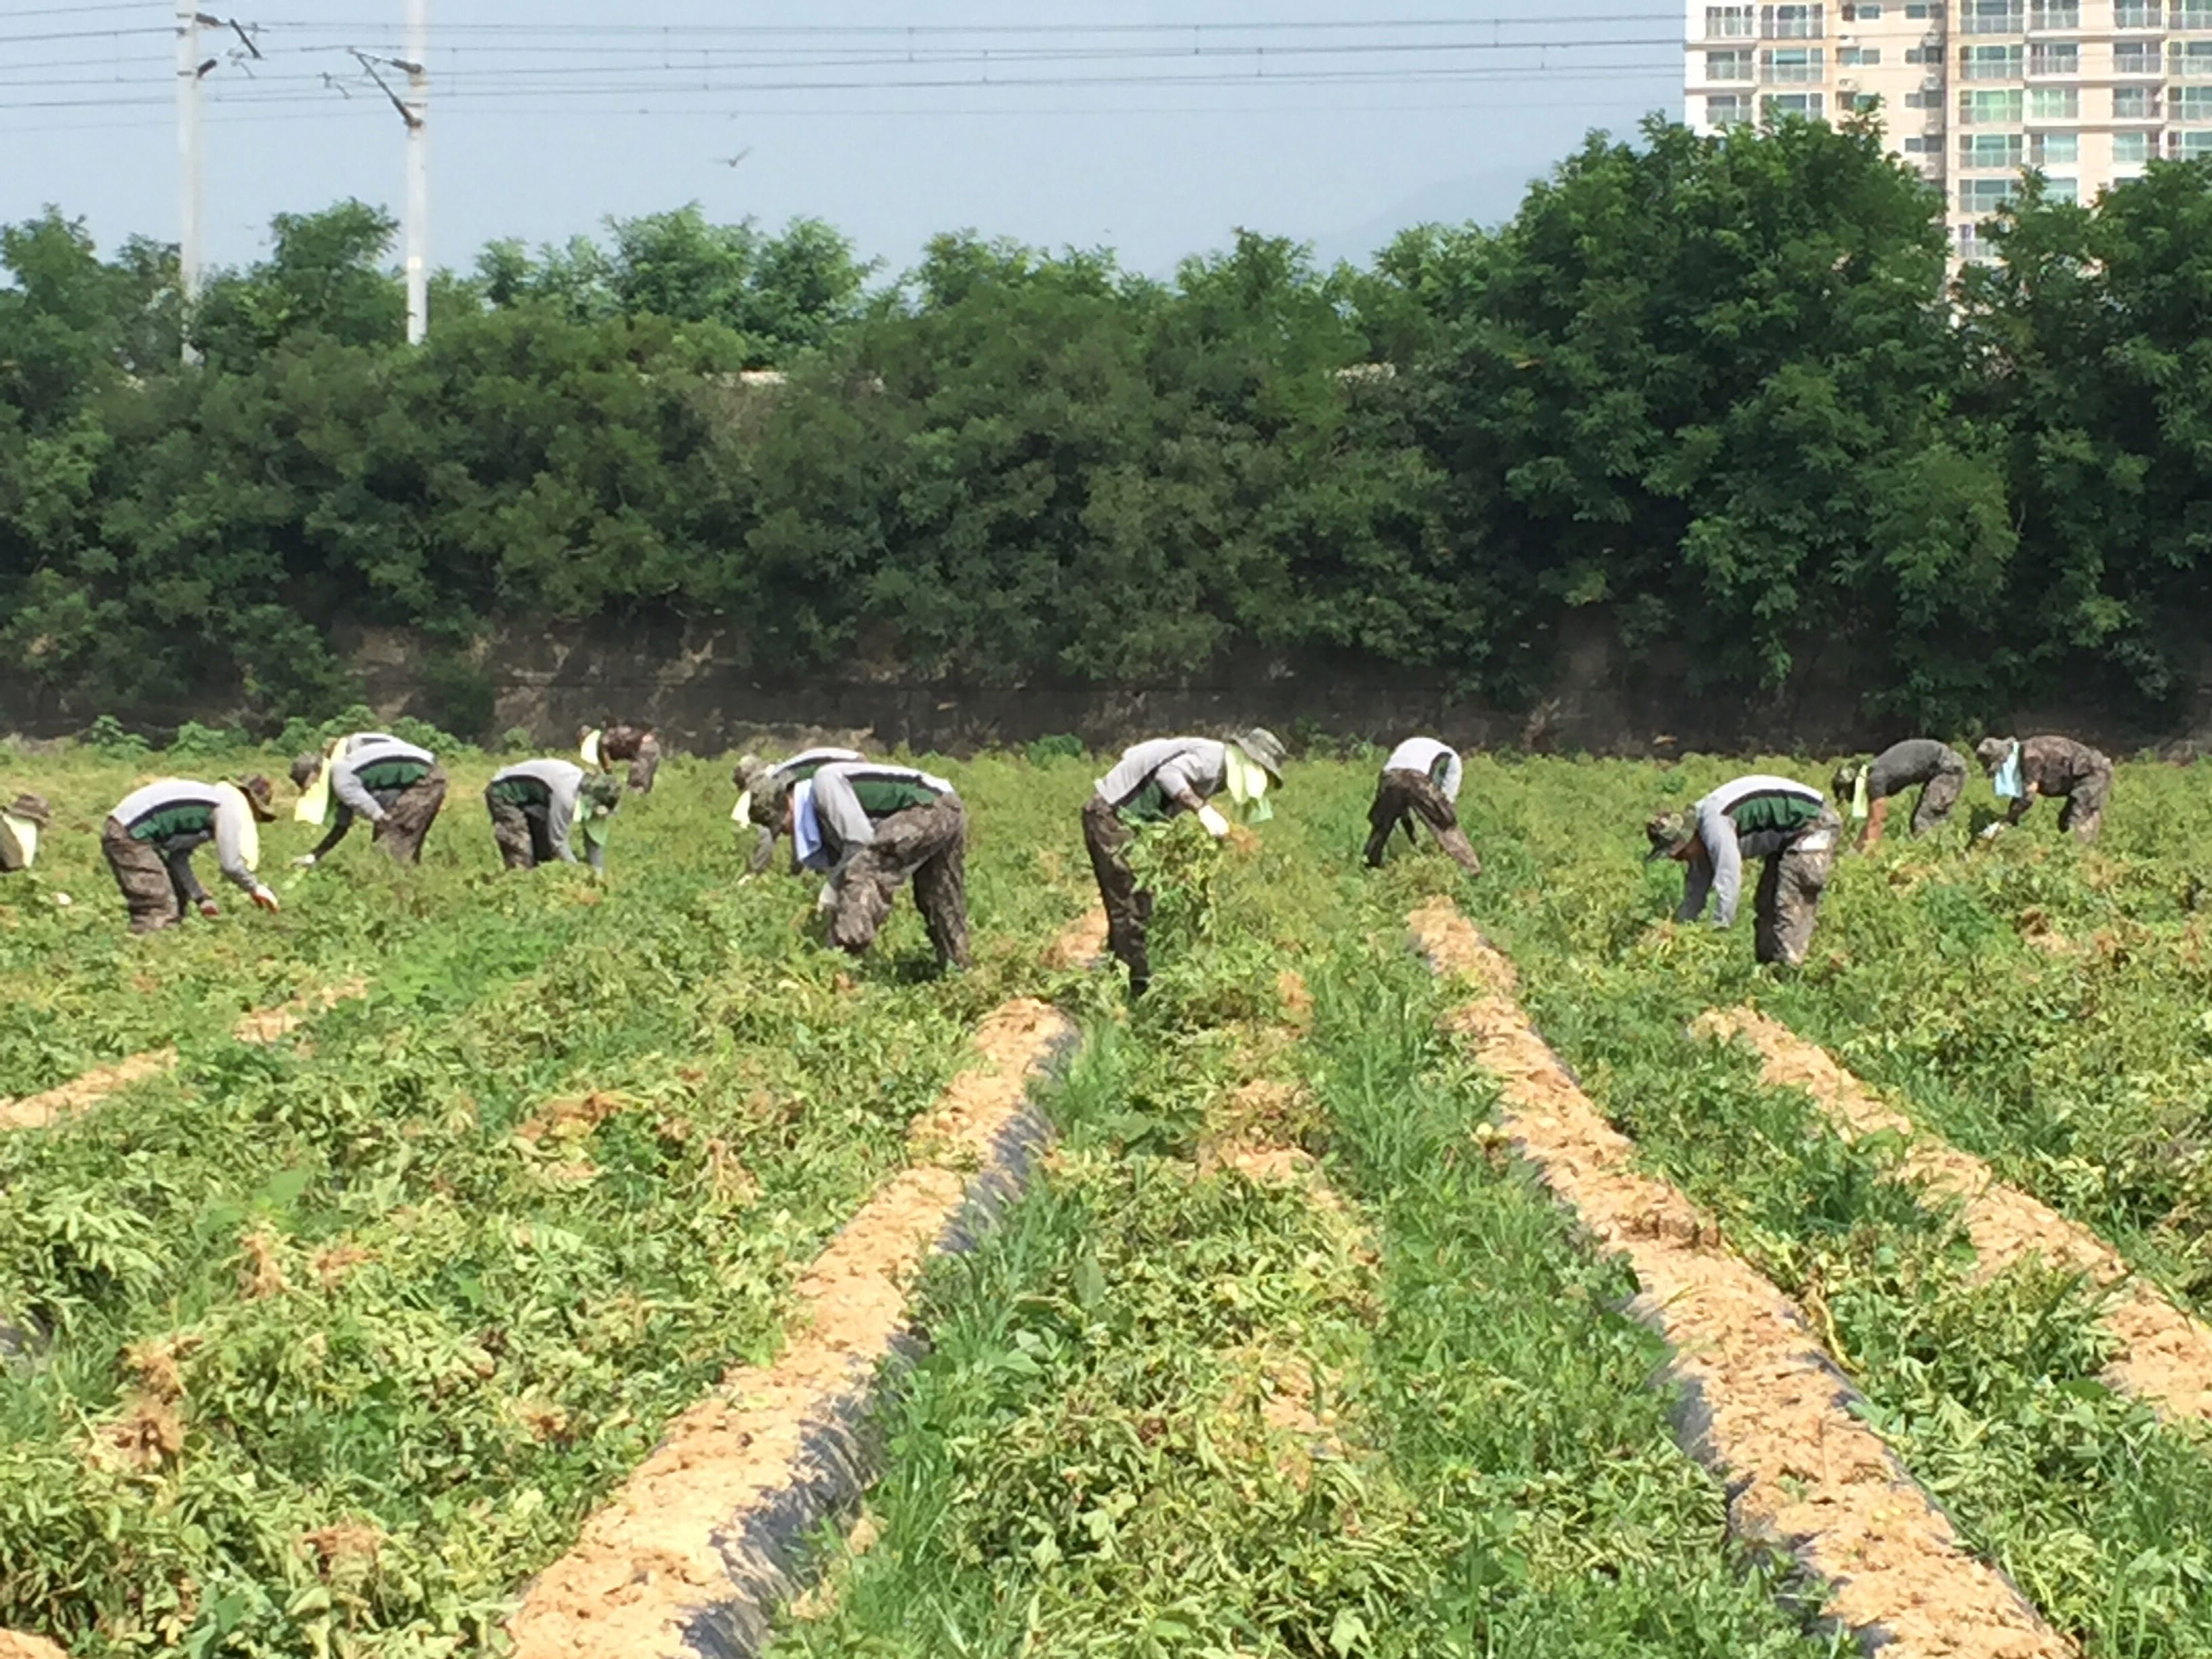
[7,613,2212,759]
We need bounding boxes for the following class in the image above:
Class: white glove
[291,853,318,869]
[817,881,838,914]
[1196,804,1231,839]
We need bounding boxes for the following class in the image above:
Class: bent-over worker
[290,737,447,866]
[1832,739,1969,848]
[582,722,662,795]
[733,747,865,874]
[1082,728,1287,998]
[783,761,969,970]
[1646,774,1841,968]
[1363,736,1480,873]
[102,776,281,934]
[487,760,623,872]
[1976,735,2113,843]
[0,792,50,874]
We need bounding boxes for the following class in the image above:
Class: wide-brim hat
[1645,809,1694,862]
[237,775,278,821]
[6,792,51,828]
[289,752,323,790]
[1231,726,1287,786]
[1975,737,2013,769]
[579,773,625,811]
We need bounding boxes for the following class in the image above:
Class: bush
[80,714,148,760]
[167,720,249,762]
[1025,734,1086,767]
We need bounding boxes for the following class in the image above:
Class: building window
[1762,90,1827,115]
[1839,45,1882,63]
[1963,44,2024,77]
[2179,129,2212,155]
[1707,6,1757,37]
[1708,49,1756,79]
[1960,178,2020,213]
[1906,88,1938,104]
[2030,86,2079,116]
[1904,2,1932,14]
[1708,94,1755,123]
[2116,0,2158,23]
[2028,41,2078,74]
[2041,177,2080,202]
[2114,129,2153,161]
[1957,224,1992,260]
[1763,45,1825,79]
[2174,0,2212,27]
[1962,132,2028,164]
[1963,0,2026,33]
[2175,84,2212,116]
[1763,5,1826,37]
[2030,0,2080,24]
[1903,134,1931,150]
[1963,88,2026,120]
[2172,41,2212,75]
[2112,83,2160,116]
[1842,2,1883,16]
[2030,130,2079,162]
[2114,41,2160,74]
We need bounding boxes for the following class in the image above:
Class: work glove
[197,898,221,919]
[291,853,318,869]
[1196,804,1231,840]
[816,881,838,914]
[251,884,282,913]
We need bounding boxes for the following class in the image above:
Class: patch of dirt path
[1,979,368,1133]
[0,1634,68,1659]
[1699,1006,2212,1423]
[1043,905,1108,969]
[1,1048,177,1132]
[505,992,1078,1659]
[1408,899,2070,1659]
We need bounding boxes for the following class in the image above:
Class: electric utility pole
[176,1,210,361]
[403,0,428,345]
[355,1,430,345]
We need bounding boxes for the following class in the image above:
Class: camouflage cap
[580,773,625,811]
[1974,737,2014,769]
[7,792,51,828]
[732,752,766,790]
[1645,808,1695,861]
[1830,760,1865,804]
[289,752,323,790]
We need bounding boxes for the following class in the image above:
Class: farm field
[3,737,2212,1656]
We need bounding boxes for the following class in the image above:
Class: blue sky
[5,0,1681,280]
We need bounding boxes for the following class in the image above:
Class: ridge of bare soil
[1,980,368,1133]
[1408,897,2070,1659]
[1697,1006,2212,1422]
[504,962,1083,1659]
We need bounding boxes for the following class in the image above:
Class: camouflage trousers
[2057,756,2112,842]
[1752,806,1842,968]
[1081,796,1154,996]
[369,766,447,863]
[611,735,661,795]
[1906,762,1967,838]
[485,785,558,869]
[829,798,970,969]
[102,817,207,935]
[1363,769,1481,874]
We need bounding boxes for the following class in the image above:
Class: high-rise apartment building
[1685,1,2212,258]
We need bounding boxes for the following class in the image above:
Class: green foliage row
[5,124,2212,733]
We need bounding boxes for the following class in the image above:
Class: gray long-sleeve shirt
[1095,738,1228,823]
[746,747,866,872]
[1866,739,1963,800]
[323,739,435,836]
[489,759,595,869]
[1677,775,1828,928]
[801,763,956,871]
[1382,737,1462,801]
[108,778,264,895]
